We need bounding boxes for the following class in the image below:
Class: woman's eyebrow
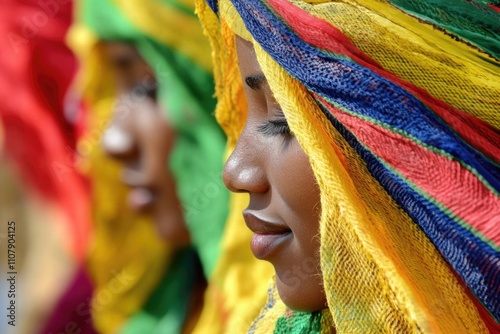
[245,74,266,90]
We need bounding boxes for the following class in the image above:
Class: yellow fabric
[196,1,248,146]
[197,0,490,332]
[68,25,172,334]
[111,0,213,72]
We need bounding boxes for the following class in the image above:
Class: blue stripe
[231,0,500,193]
[207,0,219,14]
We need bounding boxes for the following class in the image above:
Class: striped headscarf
[197,0,500,332]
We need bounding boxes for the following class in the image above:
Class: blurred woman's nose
[222,134,269,194]
[102,124,136,160]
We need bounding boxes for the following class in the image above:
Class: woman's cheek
[271,139,318,212]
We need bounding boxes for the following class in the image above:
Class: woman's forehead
[236,37,261,75]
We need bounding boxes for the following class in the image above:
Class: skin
[223,37,327,312]
[101,42,190,246]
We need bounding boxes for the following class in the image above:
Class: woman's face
[102,42,190,246]
[223,37,326,311]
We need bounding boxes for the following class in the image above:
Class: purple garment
[39,266,97,334]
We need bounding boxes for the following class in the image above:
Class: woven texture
[197,0,500,332]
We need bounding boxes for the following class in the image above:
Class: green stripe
[386,0,500,60]
[160,0,196,17]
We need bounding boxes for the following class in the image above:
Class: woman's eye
[257,118,292,137]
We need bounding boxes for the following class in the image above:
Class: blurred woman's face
[223,37,326,311]
[101,42,189,246]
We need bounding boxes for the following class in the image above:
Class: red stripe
[487,4,500,13]
[317,95,500,245]
[266,0,500,163]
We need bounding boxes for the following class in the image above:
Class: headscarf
[196,0,500,332]
[69,0,229,332]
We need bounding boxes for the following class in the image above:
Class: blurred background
[0,0,226,333]
[1,1,90,333]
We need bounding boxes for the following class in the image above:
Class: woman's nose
[102,124,137,160]
[222,136,269,194]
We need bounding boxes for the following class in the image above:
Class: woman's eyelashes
[257,117,292,137]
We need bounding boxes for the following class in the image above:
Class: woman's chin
[155,210,190,247]
[275,269,328,312]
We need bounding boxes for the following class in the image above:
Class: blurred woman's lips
[128,187,156,212]
[243,212,292,259]
[121,169,160,211]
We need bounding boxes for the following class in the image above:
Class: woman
[102,41,190,246]
[197,0,500,332]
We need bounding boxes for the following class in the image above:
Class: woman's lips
[243,212,292,259]
[250,232,291,259]
[128,187,156,211]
